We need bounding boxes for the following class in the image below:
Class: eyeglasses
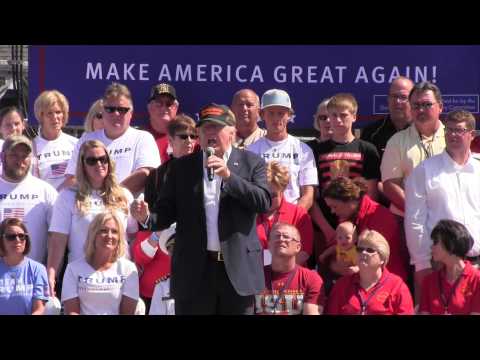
[356,246,377,254]
[412,102,437,110]
[4,233,28,242]
[84,155,109,166]
[175,134,198,140]
[103,106,130,114]
[271,232,300,243]
[316,115,328,121]
[445,127,472,136]
[389,94,409,103]
[94,113,103,119]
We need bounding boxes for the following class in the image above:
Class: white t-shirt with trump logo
[66,127,161,183]
[49,187,138,263]
[247,135,318,204]
[32,132,78,190]
[0,174,58,264]
[61,257,139,315]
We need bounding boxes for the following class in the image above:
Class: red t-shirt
[132,230,171,298]
[144,124,170,164]
[419,261,480,315]
[355,195,410,282]
[326,268,414,315]
[256,196,313,255]
[255,265,325,315]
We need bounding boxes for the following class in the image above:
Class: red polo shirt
[145,124,170,164]
[419,261,480,315]
[355,195,410,282]
[256,196,313,255]
[326,268,414,315]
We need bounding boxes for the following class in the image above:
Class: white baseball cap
[261,89,294,112]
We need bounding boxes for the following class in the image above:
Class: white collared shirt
[203,147,232,251]
[405,151,480,271]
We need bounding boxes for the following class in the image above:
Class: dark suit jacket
[150,147,271,300]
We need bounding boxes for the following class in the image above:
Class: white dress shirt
[405,151,480,271]
[203,147,232,251]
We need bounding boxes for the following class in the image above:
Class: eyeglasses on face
[316,115,328,121]
[84,155,109,166]
[389,94,409,103]
[356,246,377,254]
[445,127,471,136]
[94,113,103,119]
[175,134,198,140]
[4,233,28,241]
[103,106,130,114]
[271,232,300,243]
[412,102,437,110]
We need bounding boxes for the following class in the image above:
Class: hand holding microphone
[206,146,215,181]
[205,140,231,180]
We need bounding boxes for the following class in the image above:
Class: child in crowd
[149,225,176,315]
[319,221,359,274]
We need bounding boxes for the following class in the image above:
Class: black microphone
[206,146,215,181]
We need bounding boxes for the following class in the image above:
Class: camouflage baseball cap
[2,135,32,153]
[196,103,236,127]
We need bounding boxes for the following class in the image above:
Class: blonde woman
[83,99,104,133]
[47,140,138,297]
[326,229,414,315]
[61,212,139,315]
[33,90,78,190]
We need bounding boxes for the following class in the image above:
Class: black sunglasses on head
[104,106,130,114]
[84,155,109,166]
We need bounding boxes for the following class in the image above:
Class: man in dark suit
[131,103,271,314]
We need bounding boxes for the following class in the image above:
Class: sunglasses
[94,113,103,119]
[356,246,377,254]
[84,155,109,166]
[4,233,28,241]
[175,134,198,140]
[316,115,328,121]
[103,106,130,114]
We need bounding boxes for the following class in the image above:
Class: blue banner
[28,45,480,128]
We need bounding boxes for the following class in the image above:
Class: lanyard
[261,211,281,241]
[438,269,464,315]
[271,266,297,314]
[356,274,389,315]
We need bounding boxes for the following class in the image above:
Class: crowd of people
[1,76,480,315]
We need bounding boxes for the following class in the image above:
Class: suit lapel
[192,150,205,206]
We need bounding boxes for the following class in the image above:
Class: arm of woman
[63,298,81,315]
[119,261,140,315]
[120,295,138,315]
[47,232,69,296]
